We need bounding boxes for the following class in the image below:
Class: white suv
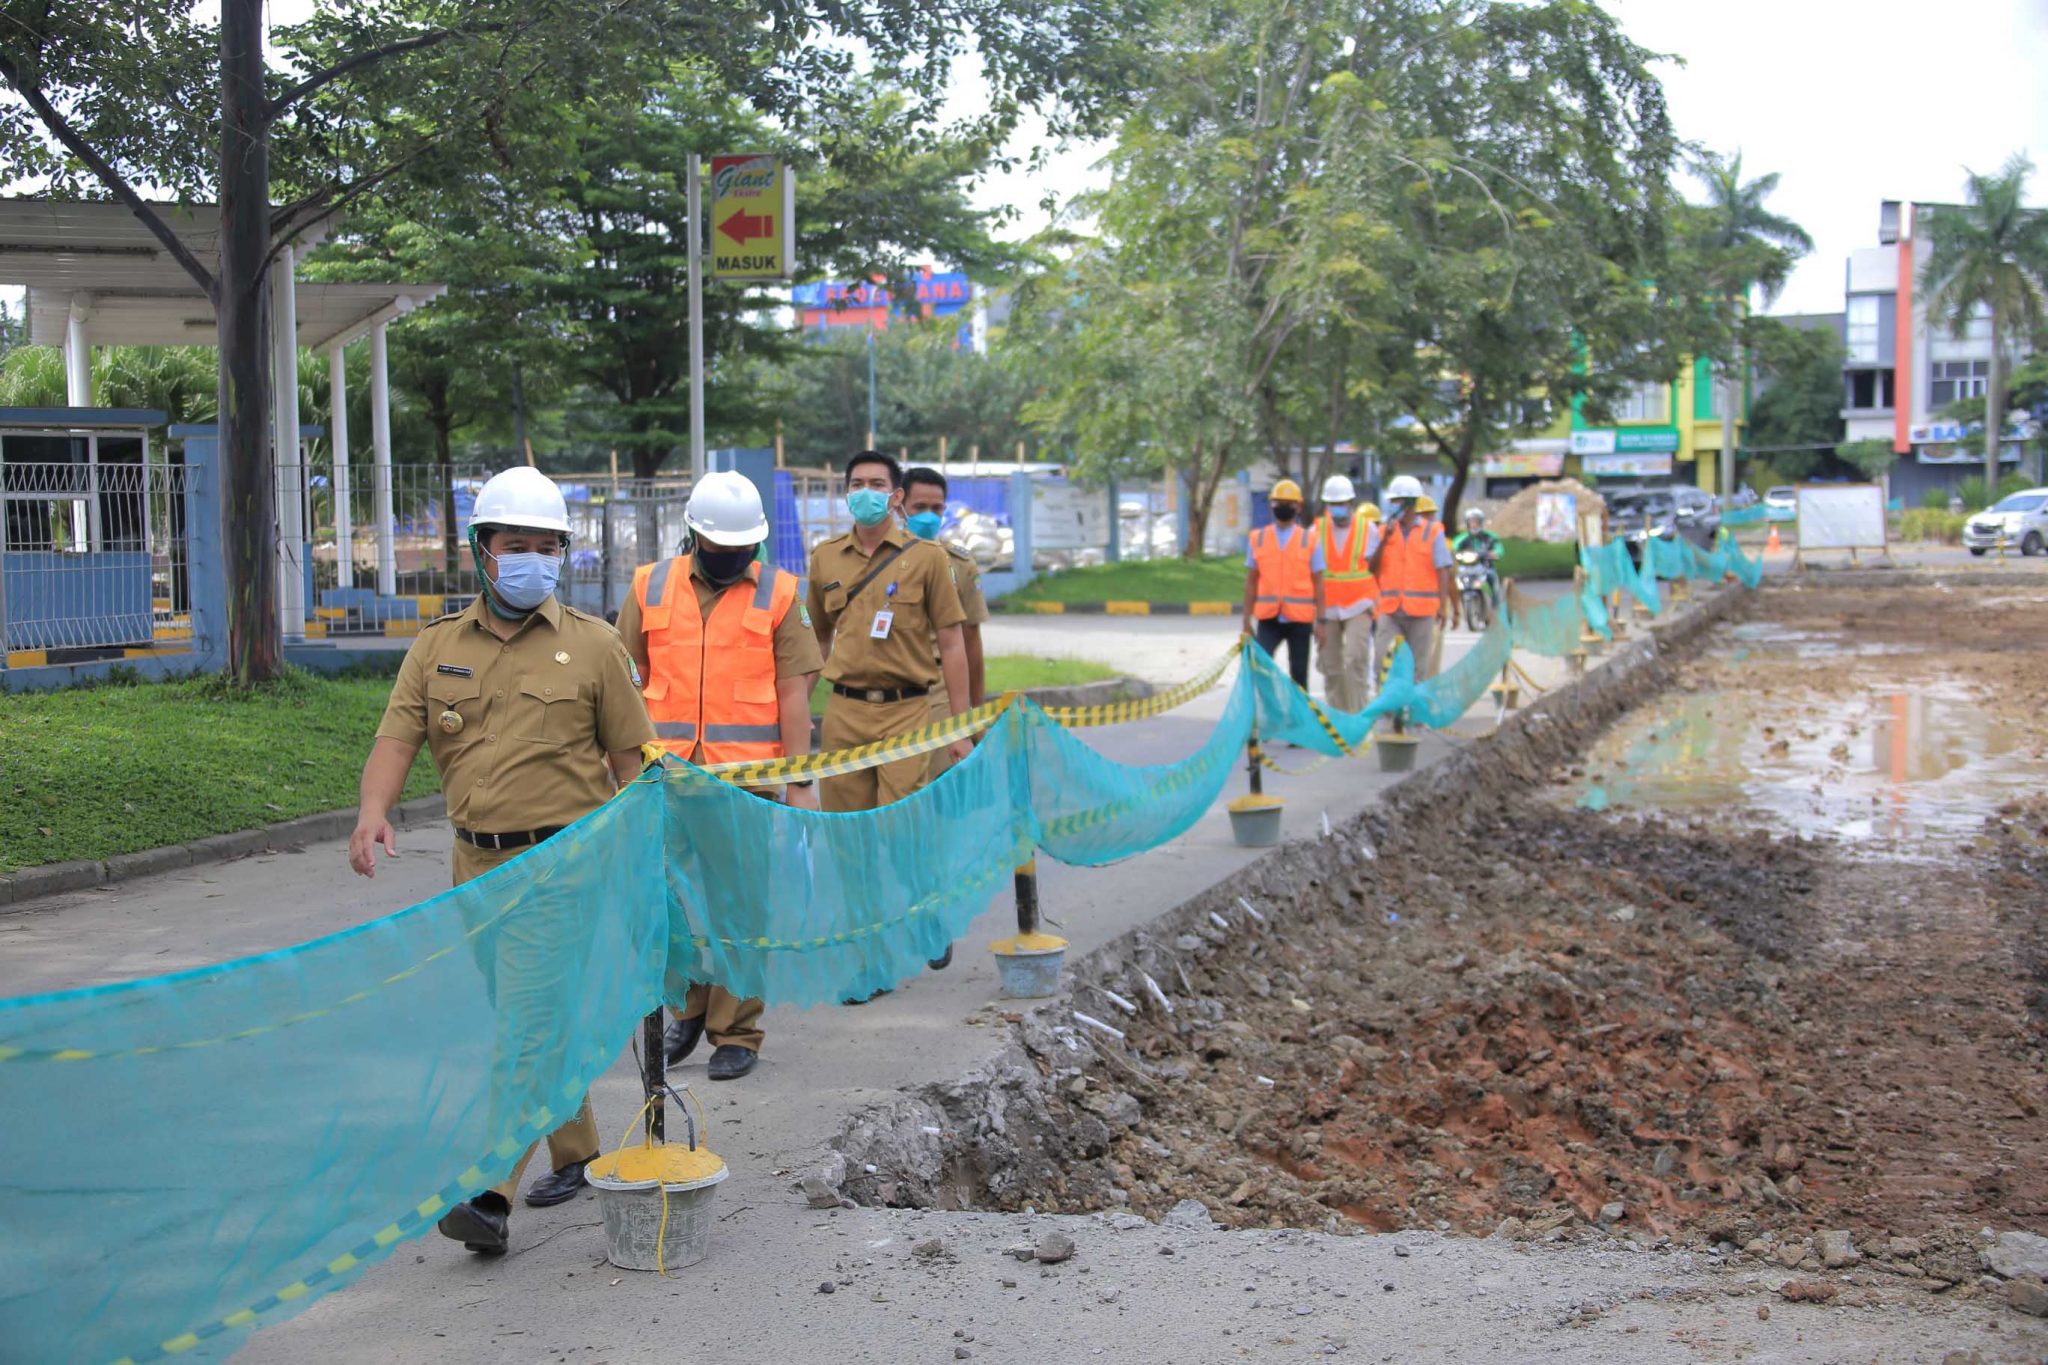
[1964,487,2048,556]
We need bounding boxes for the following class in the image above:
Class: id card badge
[870,610,894,640]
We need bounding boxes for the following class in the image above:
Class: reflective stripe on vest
[1375,520,1443,617]
[633,555,796,764]
[1250,525,1317,623]
[1315,514,1377,611]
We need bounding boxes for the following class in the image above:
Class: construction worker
[616,471,821,1083]
[1240,478,1326,690]
[1367,474,1456,682]
[1311,475,1379,712]
[348,466,656,1255]
[809,450,973,999]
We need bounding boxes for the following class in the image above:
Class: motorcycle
[1455,546,1500,630]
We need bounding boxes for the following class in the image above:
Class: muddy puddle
[866,584,2048,1269]
[1571,683,2044,845]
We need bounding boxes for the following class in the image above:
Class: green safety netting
[0,566,1759,1361]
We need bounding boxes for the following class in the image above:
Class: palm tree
[1688,152,1814,502]
[1919,155,2048,505]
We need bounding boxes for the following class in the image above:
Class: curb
[1014,676,1157,709]
[0,795,450,911]
[1005,600,1238,617]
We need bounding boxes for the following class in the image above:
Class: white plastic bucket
[586,1163,728,1271]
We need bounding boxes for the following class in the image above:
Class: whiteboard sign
[1796,484,1887,552]
[1030,478,1110,549]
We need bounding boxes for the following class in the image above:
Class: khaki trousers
[452,838,602,1202]
[679,984,765,1053]
[1317,612,1376,713]
[1376,611,1440,683]
[819,692,935,812]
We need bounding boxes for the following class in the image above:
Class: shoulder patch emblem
[799,603,813,629]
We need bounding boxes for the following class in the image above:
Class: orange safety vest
[632,555,797,764]
[1249,524,1318,623]
[1375,519,1445,618]
[1314,514,1377,612]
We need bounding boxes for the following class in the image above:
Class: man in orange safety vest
[618,471,822,1083]
[1366,475,1456,682]
[1240,478,1326,690]
[1311,474,1380,712]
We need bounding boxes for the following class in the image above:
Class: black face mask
[696,544,755,587]
[1272,503,1298,523]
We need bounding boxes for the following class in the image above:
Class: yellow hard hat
[1270,479,1304,502]
[1360,502,1382,522]
[1414,495,1439,515]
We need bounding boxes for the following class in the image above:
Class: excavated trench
[833,579,2048,1282]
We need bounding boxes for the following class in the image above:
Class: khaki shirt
[616,559,824,682]
[931,541,988,667]
[375,595,656,832]
[807,524,965,688]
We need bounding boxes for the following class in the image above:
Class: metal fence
[1,459,194,651]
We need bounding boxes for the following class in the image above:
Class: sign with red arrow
[710,155,794,279]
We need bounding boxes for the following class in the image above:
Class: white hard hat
[686,470,770,547]
[469,466,570,534]
[1384,474,1425,501]
[1321,474,1357,503]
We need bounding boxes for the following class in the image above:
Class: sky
[968,0,2048,319]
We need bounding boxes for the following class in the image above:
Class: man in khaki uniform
[348,467,655,1256]
[808,450,973,811]
[616,472,822,1081]
[902,465,989,757]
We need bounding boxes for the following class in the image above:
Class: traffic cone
[1765,524,1782,556]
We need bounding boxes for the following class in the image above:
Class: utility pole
[866,328,878,450]
[686,154,706,481]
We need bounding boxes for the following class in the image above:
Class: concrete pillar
[270,245,306,640]
[177,430,228,673]
[328,344,352,591]
[64,295,92,406]
[1008,469,1036,590]
[370,321,396,597]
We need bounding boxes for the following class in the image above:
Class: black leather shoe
[664,1015,705,1068]
[842,987,892,1005]
[523,1158,589,1208]
[437,1195,509,1254]
[707,1044,758,1081]
[928,943,954,970]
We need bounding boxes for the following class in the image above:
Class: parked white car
[1763,486,1798,515]
[1964,488,2048,556]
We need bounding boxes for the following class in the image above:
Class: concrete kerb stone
[1016,676,1156,709]
[823,585,1748,1213]
[0,795,450,909]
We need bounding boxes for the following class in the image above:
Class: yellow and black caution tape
[1036,644,1238,728]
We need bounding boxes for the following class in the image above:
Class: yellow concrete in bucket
[1227,794,1284,812]
[989,931,1068,955]
[588,1143,727,1185]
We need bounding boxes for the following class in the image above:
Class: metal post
[1014,859,1040,936]
[865,329,878,449]
[1246,730,1265,797]
[687,154,707,482]
[328,344,352,591]
[640,1008,665,1145]
[370,322,397,597]
[271,243,306,641]
[1106,477,1121,563]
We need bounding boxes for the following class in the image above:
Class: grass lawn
[2,667,437,875]
[809,653,1117,712]
[3,655,1122,873]
[997,556,1246,608]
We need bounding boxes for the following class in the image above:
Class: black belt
[455,825,565,851]
[830,683,929,704]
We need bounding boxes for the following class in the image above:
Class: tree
[1919,154,2048,504]
[0,0,1146,682]
[1836,437,1900,483]
[1744,318,1845,480]
[0,346,218,424]
[1675,152,1814,501]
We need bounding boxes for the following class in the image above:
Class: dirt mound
[1491,478,1606,541]
[875,583,2048,1260]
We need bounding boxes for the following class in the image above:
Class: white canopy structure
[0,198,446,637]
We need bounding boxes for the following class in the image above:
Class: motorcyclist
[1452,507,1501,559]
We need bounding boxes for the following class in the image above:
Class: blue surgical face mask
[905,510,944,540]
[1328,505,1354,524]
[489,551,561,612]
[848,487,893,527]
